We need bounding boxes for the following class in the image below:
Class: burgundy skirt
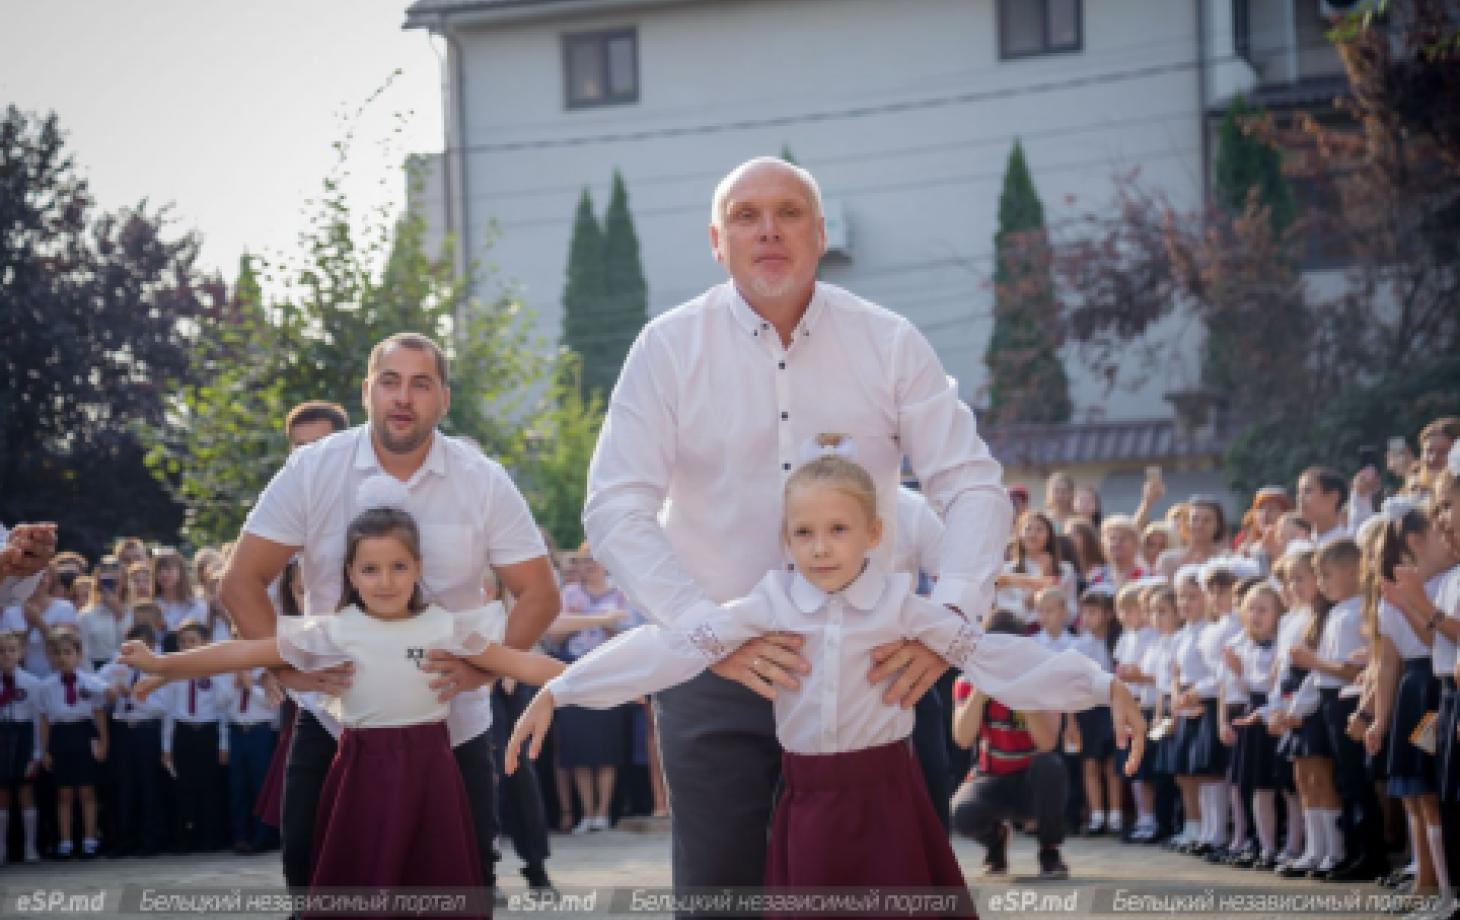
[253,698,296,829]
[307,722,486,919]
[766,739,974,919]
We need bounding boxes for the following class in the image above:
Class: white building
[403,0,1350,496]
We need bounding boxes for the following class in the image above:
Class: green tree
[146,150,549,548]
[517,354,605,551]
[0,106,217,557]
[560,188,610,398]
[598,170,649,396]
[984,140,1072,424]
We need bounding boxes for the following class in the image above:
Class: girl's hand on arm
[134,676,169,703]
[504,689,556,775]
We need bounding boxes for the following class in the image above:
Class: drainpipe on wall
[439,16,472,336]
[1196,0,1212,204]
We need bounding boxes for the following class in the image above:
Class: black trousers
[172,721,225,852]
[491,683,550,875]
[950,752,1067,850]
[112,720,163,854]
[281,710,499,892]
[911,683,951,830]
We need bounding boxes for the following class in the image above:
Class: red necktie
[0,673,14,707]
[62,672,77,706]
[124,670,138,713]
[188,679,197,716]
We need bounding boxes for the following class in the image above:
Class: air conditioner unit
[1319,0,1377,17]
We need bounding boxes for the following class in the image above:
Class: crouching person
[951,609,1070,879]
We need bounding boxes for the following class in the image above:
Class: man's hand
[1109,681,1147,776]
[868,639,947,709]
[0,523,57,579]
[272,663,354,697]
[424,650,494,703]
[709,633,808,701]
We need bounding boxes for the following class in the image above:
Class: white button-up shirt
[1377,573,1444,661]
[243,425,546,746]
[547,566,1111,756]
[584,281,1011,630]
[1434,565,1460,675]
[36,670,108,723]
[96,661,169,724]
[157,677,230,754]
[0,599,78,677]
[892,486,945,581]
[1289,596,1365,717]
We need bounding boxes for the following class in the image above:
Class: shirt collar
[726,282,827,343]
[352,425,448,483]
[788,561,888,614]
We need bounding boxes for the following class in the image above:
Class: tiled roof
[983,418,1226,468]
[403,0,638,28]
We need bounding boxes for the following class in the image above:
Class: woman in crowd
[78,557,129,671]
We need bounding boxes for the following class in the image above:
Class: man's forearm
[502,581,560,652]
[219,575,278,641]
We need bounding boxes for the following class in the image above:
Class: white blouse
[35,670,108,723]
[546,567,1112,756]
[1434,566,1460,675]
[276,604,504,734]
[1289,596,1365,717]
[1115,626,1158,708]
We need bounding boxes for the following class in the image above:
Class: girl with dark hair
[1071,585,1123,836]
[119,477,565,906]
[997,511,1078,627]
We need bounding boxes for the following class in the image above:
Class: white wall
[436,0,1216,420]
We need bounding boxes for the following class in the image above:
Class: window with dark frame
[999,0,1083,60]
[563,28,638,109]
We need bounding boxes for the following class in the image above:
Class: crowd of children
[954,416,1460,920]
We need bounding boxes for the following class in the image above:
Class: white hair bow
[356,474,411,513]
[1381,495,1419,524]
[798,434,858,465]
[1450,441,1460,477]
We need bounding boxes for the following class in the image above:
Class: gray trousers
[654,670,781,889]
[950,751,1066,850]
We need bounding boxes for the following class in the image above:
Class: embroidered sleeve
[944,622,979,665]
[686,622,728,661]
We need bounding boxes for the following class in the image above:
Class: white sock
[1283,791,1304,858]
[1132,781,1150,822]
[1209,783,1231,847]
[22,807,37,851]
[1106,810,1122,831]
[1253,790,1277,858]
[1182,818,1200,843]
[1318,808,1344,866]
[1228,785,1248,849]
[1300,810,1322,865]
[1428,824,1453,902]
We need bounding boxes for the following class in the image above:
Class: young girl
[0,629,42,863]
[159,620,229,853]
[1158,499,1227,578]
[98,624,167,858]
[1201,558,1253,863]
[36,630,108,858]
[1227,583,1282,869]
[1113,581,1159,840]
[996,512,1077,627]
[120,479,564,902]
[1139,583,1182,843]
[506,448,1143,898]
[1071,585,1122,836]
[1034,586,1073,651]
[1364,498,1453,908]
[1164,565,1210,851]
[151,549,205,645]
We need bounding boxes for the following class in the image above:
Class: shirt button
[783,462,791,471]
[780,412,788,421]
[778,361,786,370]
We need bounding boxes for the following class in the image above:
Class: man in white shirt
[219,335,560,895]
[584,157,1137,892]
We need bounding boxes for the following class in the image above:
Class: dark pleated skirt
[1075,705,1116,762]
[307,722,486,916]
[1230,695,1277,791]
[766,740,974,918]
[49,720,99,787]
[0,719,35,783]
[254,698,296,829]
[1176,698,1226,776]
[1387,658,1440,797]
[555,704,627,768]
[1277,706,1331,761]
[1437,677,1460,802]
[1118,708,1156,780]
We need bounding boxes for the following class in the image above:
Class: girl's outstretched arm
[464,645,565,689]
[118,638,286,681]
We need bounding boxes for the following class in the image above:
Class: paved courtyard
[0,822,1421,919]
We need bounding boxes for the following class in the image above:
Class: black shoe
[522,867,556,892]
[1038,847,1069,880]
[984,822,1009,875]
[1251,854,1276,871]
[1379,867,1415,889]
[1188,842,1213,857]
[1277,860,1315,879]
[233,841,254,855]
[1204,846,1231,863]
[1325,856,1389,883]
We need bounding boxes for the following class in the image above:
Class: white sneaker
[571,818,595,835]
[590,815,610,831]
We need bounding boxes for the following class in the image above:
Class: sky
[0,1,444,281]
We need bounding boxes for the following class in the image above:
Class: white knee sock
[1203,784,1229,845]
[1428,824,1453,902]
[1253,790,1277,858]
[1318,808,1344,866]
[1283,791,1304,858]
[22,807,37,850]
[1228,784,1248,849]
[1300,810,1322,865]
